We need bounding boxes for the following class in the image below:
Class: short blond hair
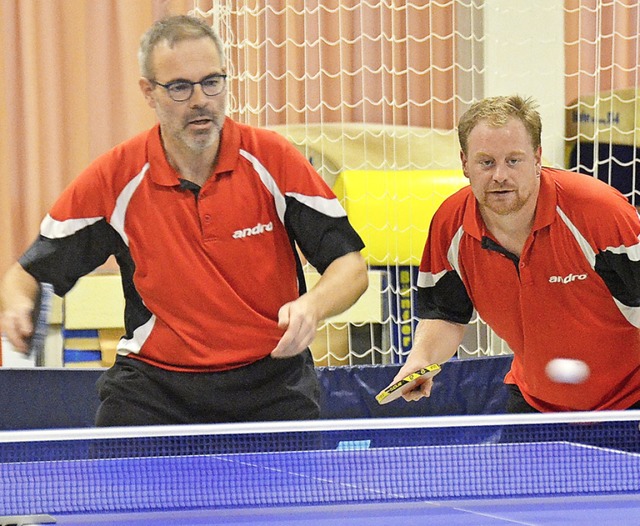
[458,95,542,155]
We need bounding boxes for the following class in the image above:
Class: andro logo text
[233,221,274,239]
[548,273,588,284]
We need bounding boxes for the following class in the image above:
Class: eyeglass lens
[165,75,226,101]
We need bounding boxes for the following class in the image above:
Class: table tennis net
[1,412,639,516]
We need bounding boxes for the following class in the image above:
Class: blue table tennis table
[2,413,640,525]
[48,495,640,526]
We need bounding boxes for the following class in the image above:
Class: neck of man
[163,137,220,188]
[480,202,538,258]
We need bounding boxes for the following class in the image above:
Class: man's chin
[184,132,217,152]
[482,197,523,216]
[488,204,524,216]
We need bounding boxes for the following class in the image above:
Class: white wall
[483,0,566,167]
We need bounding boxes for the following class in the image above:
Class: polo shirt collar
[146,117,240,186]
[213,117,241,175]
[462,168,557,241]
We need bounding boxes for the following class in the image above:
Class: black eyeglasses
[152,74,227,102]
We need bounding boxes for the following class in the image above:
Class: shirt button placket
[519,260,533,285]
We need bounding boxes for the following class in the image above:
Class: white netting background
[192,0,640,366]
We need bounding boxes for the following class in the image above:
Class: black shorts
[95,350,320,426]
[506,383,640,413]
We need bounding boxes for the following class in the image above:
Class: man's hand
[0,262,40,353]
[391,360,436,401]
[387,319,466,402]
[1,304,35,353]
[271,252,368,359]
[271,297,318,359]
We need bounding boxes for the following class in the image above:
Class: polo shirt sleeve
[416,208,474,324]
[19,159,125,296]
[273,139,364,274]
[593,204,640,312]
[284,197,365,275]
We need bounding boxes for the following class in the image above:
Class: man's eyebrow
[473,149,526,158]
[162,72,224,84]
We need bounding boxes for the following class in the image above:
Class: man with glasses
[0,15,368,426]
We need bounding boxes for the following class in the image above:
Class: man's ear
[460,150,469,179]
[139,77,156,109]
[535,145,542,176]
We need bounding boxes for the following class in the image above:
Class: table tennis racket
[375,363,441,405]
[27,282,54,363]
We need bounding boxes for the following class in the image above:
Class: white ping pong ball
[545,358,590,384]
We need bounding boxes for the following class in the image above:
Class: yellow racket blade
[375,364,441,405]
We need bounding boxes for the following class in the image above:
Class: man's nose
[189,84,208,105]
[492,163,508,182]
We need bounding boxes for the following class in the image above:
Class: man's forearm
[411,318,466,365]
[305,251,368,321]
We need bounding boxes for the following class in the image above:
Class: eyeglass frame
[151,73,227,102]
